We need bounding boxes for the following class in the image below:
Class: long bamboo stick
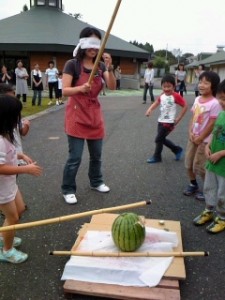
[49,250,209,257]
[0,200,151,232]
[88,0,122,84]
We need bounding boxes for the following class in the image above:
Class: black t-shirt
[63,59,106,86]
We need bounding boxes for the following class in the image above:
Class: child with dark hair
[56,71,64,105]
[183,71,221,201]
[145,74,188,163]
[0,95,42,264]
[193,79,225,233]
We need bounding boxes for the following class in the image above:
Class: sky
[0,0,225,56]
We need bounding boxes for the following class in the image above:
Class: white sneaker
[63,194,77,204]
[48,101,53,105]
[91,184,110,193]
[56,100,59,105]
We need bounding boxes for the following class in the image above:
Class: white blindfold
[73,37,101,57]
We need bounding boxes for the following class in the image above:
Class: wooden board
[64,279,180,300]
[63,213,184,299]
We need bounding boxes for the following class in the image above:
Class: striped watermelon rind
[111,212,145,252]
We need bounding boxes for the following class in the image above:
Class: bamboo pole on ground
[0,200,151,232]
[49,250,209,257]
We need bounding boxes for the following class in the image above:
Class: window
[37,0,45,5]
[49,0,56,6]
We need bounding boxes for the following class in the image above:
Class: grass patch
[21,97,55,117]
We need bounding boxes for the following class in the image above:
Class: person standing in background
[45,61,58,105]
[15,60,29,106]
[0,65,12,84]
[143,62,155,104]
[114,65,122,90]
[194,64,205,97]
[56,71,64,105]
[175,63,186,97]
[32,63,43,106]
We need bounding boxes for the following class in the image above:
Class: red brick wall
[30,53,138,76]
[30,53,71,72]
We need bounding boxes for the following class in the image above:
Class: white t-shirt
[175,70,186,81]
[144,68,154,84]
[0,136,18,204]
[157,92,186,123]
[58,78,62,89]
[45,67,58,82]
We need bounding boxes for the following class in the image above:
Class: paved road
[0,91,224,300]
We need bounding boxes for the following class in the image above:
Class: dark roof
[197,51,225,66]
[0,6,149,59]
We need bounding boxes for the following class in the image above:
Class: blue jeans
[61,136,104,195]
[32,90,42,105]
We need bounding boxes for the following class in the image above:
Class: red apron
[65,66,105,139]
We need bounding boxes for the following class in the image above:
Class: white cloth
[32,69,42,77]
[73,37,101,57]
[62,227,178,287]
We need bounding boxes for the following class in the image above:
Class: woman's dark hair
[16,59,23,65]
[0,94,22,144]
[199,71,220,96]
[76,27,102,61]
[161,74,176,87]
[147,62,153,68]
[177,63,185,70]
[216,79,225,95]
[199,64,205,70]
[48,60,55,66]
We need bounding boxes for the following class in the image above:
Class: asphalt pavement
[0,88,225,300]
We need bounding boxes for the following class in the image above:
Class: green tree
[154,49,177,65]
[153,56,165,68]
[130,40,154,58]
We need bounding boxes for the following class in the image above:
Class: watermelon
[111,212,145,252]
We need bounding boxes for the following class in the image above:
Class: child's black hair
[0,83,15,95]
[161,74,176,87]
[0,94,22,144]
[216,79,225,95]
[199,71,220,97]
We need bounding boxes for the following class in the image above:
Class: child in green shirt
[193,79,225,233]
